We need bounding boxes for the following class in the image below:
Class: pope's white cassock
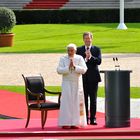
[57,54,87,127]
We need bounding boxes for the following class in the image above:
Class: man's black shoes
[87,118,98,125]
[90,119,97,125]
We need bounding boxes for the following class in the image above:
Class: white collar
[85,45,92,50]
[66,54,76,59]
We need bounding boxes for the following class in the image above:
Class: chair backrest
[22,75,46,102]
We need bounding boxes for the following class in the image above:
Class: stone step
[0,0,140,10]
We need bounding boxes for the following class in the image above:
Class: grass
[0,85,140,98]
[0,85,61,96]
[0,23,140,53]
[98,87,140,99]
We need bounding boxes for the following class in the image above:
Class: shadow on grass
[74,23,140,29]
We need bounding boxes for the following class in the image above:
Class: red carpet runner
[24,0,69,9]
[0,90,104,119]
[0,90,58,119]
[1,118,140,138]
[1,90,140,139]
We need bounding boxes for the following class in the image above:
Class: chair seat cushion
[29,102,60,109]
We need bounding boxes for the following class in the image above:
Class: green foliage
[0,85,61,96]
[0,85,139,98]
[14,9,140,24]
[0,7,16,33]
[95,87,140,99]
[0,85,25,94]
[0,23,140,53]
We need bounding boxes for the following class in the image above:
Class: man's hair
[83,32,93,39]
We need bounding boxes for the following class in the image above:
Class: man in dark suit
[76,32,102,125]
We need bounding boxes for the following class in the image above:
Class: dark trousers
[83,81,98,121]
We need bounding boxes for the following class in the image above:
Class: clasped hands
[85,49,92,61]
[69,59,75,70]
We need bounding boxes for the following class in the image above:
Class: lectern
[100,70,132,128]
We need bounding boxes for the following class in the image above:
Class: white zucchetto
[66,43,77,51]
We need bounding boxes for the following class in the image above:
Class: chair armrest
[27,88,43,97]
[27,88,44,105]
[58,93,61,105]
[44,88,61,94]
[44,88,61,104]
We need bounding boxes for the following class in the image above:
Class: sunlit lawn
[0,85,140,98]
[0,23,140,53]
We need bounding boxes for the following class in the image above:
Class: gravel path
[0,53,139,86]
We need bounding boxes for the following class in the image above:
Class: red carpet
[0,90,104,119]
[24,0,69,9]
[0,90,58,119]
[0,90,140,139]
[0,118,140,139]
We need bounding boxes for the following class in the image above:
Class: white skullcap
[66,43,77,51]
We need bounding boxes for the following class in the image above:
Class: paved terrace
[0,53,139,86]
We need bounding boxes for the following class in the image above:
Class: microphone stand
[113,57,120,71]
[116,57,120,70]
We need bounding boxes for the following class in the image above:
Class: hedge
[14,9,140,24]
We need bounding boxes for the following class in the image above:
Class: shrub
[0,7,16,33]
[14,9,140,24]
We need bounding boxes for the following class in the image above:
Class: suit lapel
[90,46,96,55]
[81,46,86,58]
[82,46,86,52]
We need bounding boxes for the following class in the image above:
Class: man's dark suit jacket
[76,46,102,83]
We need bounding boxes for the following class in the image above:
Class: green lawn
[0,85,61,96]
[0,23,140,53]
[0,85,140,98]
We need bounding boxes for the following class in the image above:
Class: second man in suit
[76,32,102,125]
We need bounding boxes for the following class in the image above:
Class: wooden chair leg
[43,110,47,127]
[25,109,31,128]
[41,110,45,129]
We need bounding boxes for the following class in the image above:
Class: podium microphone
[116,57,120,70]
[113,57,116,69]
[113,57,120,70]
